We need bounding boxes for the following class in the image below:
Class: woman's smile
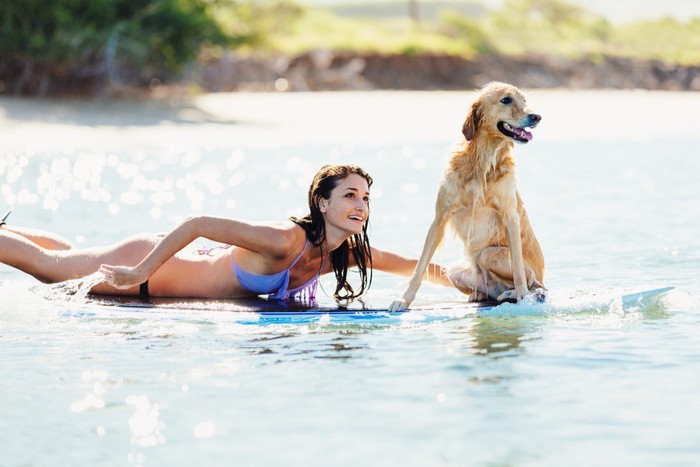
[321,173,370,235]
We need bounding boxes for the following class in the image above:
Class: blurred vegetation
[0,0,698,94]
[261,0,700,65]
[0,0,300,94]
[485,0,612,58]
[261,9,476,56]
[610,18,700,64]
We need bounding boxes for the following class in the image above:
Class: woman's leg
[0,225,75,250]
[1,228,240,299]
[0,229,157,286]
[0,209,74,250]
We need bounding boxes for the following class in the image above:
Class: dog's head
[462,82,541,144]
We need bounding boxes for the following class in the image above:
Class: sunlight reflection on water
[1,91,700,466]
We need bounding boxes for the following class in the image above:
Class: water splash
[44,272,106,303]
[656,288,696,313]
[474,287,675,319]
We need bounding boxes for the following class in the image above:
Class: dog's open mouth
[498,122,534,143]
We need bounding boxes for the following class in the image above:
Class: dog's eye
[500,96,513,105]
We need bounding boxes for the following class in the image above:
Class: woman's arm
[369,246,453,287]
[99,216,296,289]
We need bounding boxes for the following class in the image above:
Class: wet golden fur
[391,82,545,309]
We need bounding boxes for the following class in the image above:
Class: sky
[511,0,700,22]
[302,0,700,23]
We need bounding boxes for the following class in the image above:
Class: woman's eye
[500,96,513,105]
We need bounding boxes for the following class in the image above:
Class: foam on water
[0,273,105,327]
[0,280,52,325]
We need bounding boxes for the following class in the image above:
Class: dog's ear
[462,100,482,141]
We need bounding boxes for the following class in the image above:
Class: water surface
[1,90,698,466]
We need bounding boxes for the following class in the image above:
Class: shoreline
[182,51,700,93]
[3,51,700,98]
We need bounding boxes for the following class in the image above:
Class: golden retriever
[390,82,545,311]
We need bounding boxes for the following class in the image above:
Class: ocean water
[1,90,699,466]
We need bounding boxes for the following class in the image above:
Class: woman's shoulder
[265,221,307,259]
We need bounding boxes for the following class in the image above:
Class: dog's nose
[528,113,542,124]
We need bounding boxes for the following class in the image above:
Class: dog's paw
[388,299,409,312]
[498,288,547,303]
[530,288,548,303]
[497,289,517,302]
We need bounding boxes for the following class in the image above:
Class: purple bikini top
[230,240,323,300]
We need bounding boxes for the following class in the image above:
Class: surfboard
[73,286,674,325]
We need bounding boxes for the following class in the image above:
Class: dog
[389,82,545,311]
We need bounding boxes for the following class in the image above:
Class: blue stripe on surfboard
[246,287,674,324]
[621,286,674,307]
[239,301,497,324]
[76,287,673,325]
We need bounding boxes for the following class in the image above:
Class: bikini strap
[319,249,329,271]
[289,239,330,275]
[287,239,308,270]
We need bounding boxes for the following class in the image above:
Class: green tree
[0,0,252,95]
[488,0,609,56]
[440,11,496,56]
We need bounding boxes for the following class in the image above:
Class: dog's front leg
[389,214,448,312]
[500,211,529,302]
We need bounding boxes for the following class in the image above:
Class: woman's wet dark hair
[291,164,373,301]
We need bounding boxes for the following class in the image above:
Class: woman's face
[318,173,370,237]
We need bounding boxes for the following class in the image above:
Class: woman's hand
[99,264,148,290]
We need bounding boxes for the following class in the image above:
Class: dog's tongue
[515,127,533,141]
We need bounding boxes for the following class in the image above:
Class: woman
[0,164,450,301]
